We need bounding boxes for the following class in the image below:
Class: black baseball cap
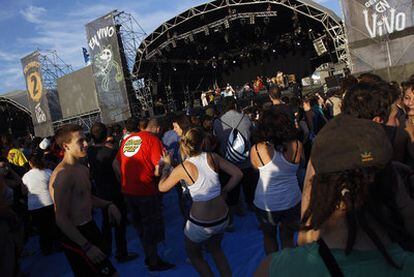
[311,114,393,174]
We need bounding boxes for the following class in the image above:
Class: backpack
[219,114,250,164]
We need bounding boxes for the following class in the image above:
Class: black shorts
[61,221,116,277]
[254,203,300,231]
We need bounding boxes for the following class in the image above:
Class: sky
[0,0,341,94]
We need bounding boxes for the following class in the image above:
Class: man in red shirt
[113,118,174,272]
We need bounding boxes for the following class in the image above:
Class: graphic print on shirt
[122,136,142,157]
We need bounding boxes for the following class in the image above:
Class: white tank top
[254,148,302,211]
[185,153,221,202]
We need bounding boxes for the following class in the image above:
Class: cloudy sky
[0,0,341,94]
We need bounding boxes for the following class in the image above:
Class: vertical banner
[21,51,53,137]
[341,0,414,74]
[85,12,131,124]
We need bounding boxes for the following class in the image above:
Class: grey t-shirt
[213,110,253,169]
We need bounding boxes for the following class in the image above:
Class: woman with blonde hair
[159,127,242,276]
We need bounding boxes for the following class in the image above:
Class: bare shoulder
[50,164,73,190]
[252,142,273,165]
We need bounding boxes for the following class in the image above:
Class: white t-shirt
[22,168,53,210]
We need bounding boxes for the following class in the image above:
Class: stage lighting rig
[313,36,328,56]
[249,14,255,24]
[224,19,230,29]
[189,33,194,42]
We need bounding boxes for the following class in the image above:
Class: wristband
[81,241,92,252]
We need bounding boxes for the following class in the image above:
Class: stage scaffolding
[113,10,154,116]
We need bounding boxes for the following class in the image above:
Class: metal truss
[111,10,155,115]
[165,84,176,112]
[113,10,148,74]
[52,110,101,132]
[135,0,350,74]
[37,50,73,90]
[0,97,31,115]
[132,78,154,115]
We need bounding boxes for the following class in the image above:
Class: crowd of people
[1,72,414,276]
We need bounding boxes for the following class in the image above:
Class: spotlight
[296,42,301,46]
[272,49,276,53]
[249,14,255,24]
[233,60,236,64]
[224,19,230,29]
[173,66,177,71]
[204,26,210,36]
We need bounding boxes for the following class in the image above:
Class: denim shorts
[184,213,229,243]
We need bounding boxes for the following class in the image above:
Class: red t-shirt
[116,131,163,196]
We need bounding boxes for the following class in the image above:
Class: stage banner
[341,0,414,74]
[21,51,53,137]
[85,11,131,124]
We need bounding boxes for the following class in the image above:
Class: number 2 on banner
[27,72,43,102]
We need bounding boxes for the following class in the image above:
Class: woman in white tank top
[251,109,303,255]
[159,128,242,277]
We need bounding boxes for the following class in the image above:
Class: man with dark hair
[88,122,137,263]
[268,84,294,120]
[50,124,122,277]
[123,117,139,140]
[357,72,383,84]
[213,96,255,230]
[342,82,414,164]
[113,119,175,271]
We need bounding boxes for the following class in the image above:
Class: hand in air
[86,245,107,264]
[108,204,122,226]
[161,150,172,166]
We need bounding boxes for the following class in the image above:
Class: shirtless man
[50,124,121,277]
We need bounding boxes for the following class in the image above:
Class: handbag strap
[317,238,344,277]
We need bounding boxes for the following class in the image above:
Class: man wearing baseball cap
[256,115,414,276]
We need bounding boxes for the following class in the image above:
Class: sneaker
[146,258,175,272]
[116,252,139,263]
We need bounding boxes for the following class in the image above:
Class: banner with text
[21,51,53,137]
[341,0,414,74]
[85,12,131,124]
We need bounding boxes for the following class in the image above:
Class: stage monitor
[21,51,54,137]
[341,0,414,75]
[57,65,99,119]
[85,11,131,124]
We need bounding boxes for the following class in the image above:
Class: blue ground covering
[21,190,267,276]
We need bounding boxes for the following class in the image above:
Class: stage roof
[134,0,345,79]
